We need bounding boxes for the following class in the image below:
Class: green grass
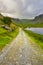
[18,22,43,28]
[24,30,43,49]
[14,19,43,28]
[0,27,19,50]
[0,27,8,34]
[34,23,43,27]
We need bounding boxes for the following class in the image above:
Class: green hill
[0,13,43,28]
[0,13,19,51]
[13,14,43,28]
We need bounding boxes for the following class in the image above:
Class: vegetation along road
[0,28,43,65]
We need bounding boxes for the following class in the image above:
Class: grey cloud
[0,0,43,18]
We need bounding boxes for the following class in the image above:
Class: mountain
[34,14,43,23]
[11,14,43,28]
[0,13,43,28]
[35,14,43,20]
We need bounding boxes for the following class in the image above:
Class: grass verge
[24,30,43,49]
[0,27,19,51]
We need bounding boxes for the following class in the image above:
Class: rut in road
[0,29,43,65]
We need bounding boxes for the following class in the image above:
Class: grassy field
[16,21,43,28]
[14,19,43,28]
[24,30,43,49]
[0,27,19,51]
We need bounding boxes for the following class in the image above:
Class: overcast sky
[0,0,43,19]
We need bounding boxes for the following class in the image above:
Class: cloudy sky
[0,0,43,19]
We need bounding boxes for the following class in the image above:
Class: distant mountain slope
[12,14,43,28]
[35,14,43,20]
[0,13,43,28]
[34,14,43,23]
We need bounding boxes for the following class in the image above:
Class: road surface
[0,28,43,65]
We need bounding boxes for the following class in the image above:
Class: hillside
[12,14,43,28]
[0,13,18,31]
[0,13,43,28]
[35,14,43,20]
